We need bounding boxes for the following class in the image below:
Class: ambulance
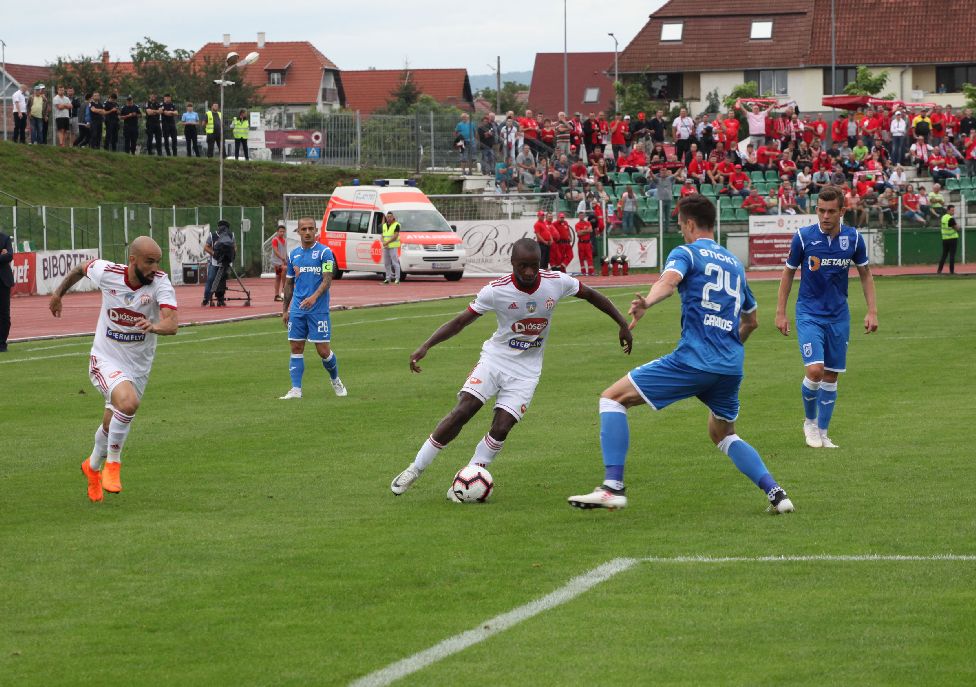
[316,180,467,280]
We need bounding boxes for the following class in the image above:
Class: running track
[7,264,972,343]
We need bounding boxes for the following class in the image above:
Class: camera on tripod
[207,219,251,307]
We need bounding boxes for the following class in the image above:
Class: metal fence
[0,201,267,274]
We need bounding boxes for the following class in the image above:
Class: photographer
[202,220,237,307]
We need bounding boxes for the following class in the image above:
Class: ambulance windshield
[391,210,453,232]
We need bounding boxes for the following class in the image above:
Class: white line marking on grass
[348,557,640,687]
[350,553,975,686]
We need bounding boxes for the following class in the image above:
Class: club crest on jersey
[140,294,152,305]
[526,301,537,313]
[839,236,849,250]
[312,251,320,259]
[123,293,136,305]
[803,343,813,358]
[545,297,555,311]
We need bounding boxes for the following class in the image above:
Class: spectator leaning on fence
[453,113,476,175]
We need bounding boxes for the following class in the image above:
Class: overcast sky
[2,0,667,76]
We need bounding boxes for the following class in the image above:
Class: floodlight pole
[609,33,619,114]
[563,0,569,115]
[1,40,7,141]
[217,50,259,217]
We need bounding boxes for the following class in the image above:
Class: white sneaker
[391,466,422,495]
[332,378,348,397]
[804,420,823,448]
[446,486,462,502]
[279,387,302,400]
[819,430,839,449]
[567,485,628,510]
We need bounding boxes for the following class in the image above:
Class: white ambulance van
[316,180,467,280]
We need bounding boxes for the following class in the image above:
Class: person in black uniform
[161,93,179,156]
[120,96,142,155]
[0,229,13,352]
[145,93,163,156]
[102,93,120,152]
[88,92,105,149]
[74,93,92,148]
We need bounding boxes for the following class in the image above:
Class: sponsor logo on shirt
[467,377,482,385]
[508,302,518,310]
[508,338,544,350]
[107,307,146,327]
[296,265,322,274]
[511,317,548,335]
[808,256,851,271]
[106,328,147,343]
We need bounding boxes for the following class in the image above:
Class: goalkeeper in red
[49,236,178,502]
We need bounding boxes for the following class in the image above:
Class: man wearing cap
[28,85,48,144]
[271,221,289,300]
[120,96,142,155]
[533,210,552,269]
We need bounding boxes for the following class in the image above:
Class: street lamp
[216,50,259,216]
[608,33,619,114]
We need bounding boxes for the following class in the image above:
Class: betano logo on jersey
[296,265,322,274]
[511,317,548,335]
[108,308,147,327]
[808,256,851,271]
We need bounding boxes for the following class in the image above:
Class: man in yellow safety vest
[381,211,401,284]
[938,204,959,275]
[232,109,249,161]
[205,103,223,158]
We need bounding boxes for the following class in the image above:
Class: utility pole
[496,55,501,113]
[563,0,569,115]
[1,40,7,141]
[608,33,619,114]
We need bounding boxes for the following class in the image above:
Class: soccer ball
[450,465,494,503]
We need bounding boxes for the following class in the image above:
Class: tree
[961,83,976,110]
[378,69,423,115]
[722,82,759,111]
[843,66,892,97]
[615,79,654,117]
[476,81,528,115]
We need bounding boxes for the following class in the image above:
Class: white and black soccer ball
[450,465,494,503]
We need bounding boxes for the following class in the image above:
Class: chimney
[257,32,266,48]
[223,34,231,47]
[102,50,109,66]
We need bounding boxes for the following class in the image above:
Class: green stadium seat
[639,207,659,225]
[637,197,650,211]
[765,170,781,182]
[700,184,715,196]
[750,171,765,183]
[720,208,737,223]
[673,185,682,197]
[735,208,750,221]
[946,178,961,191]
[730,195,744,208]
[754,182,768,194]
[615,172,632,186]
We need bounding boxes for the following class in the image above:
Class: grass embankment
[0,141,459,208]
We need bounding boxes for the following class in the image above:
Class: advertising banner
[169,225,210,285]
[748,214,815,268]
[34,249,99,295]
[11,252,36,296]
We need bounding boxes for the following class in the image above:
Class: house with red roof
[619,0,976,114]
[340,69,473,115]
[193,33,344,127]
[528,52,615,117]
[1,63,54,99]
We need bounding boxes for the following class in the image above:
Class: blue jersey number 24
[700,263,742,316]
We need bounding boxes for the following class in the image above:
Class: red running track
[8,264,972,343]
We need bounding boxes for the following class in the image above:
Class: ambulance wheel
[444,272,463,282]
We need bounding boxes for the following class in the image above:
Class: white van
[316,180,467,281]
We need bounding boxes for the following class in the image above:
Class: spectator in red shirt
[539,119,556,157]
[778,181,799,213]
[742,187,767,214]
[930,106,946,146]
[575,212,594,275]
[710,155,735,187]
[534,210,553,268]
[679,178,698,198]
[901,184,926,225]
[831,114,848,147]
[552,212,572,271]
[723,110,741,147]
[812,113,828,144]
[725,165,751,197]
[570,158,588,181]
[777,155,798,181]
[757,140,781,168]
[687,151,707,187]
[519,109,540,155]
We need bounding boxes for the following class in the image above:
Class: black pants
[73,125,90,148]
[104,122,119,151]
[0,283,10,348]
[234,138,249,160]
[89,121,103,149]
[13,113,28,143]
[146,125,163,155]
[939,238,957,274]
[537,241,550,269]
[123,126,139,154]
[207,134,223,158]
[162,125,178,155]
[184,126,200,156]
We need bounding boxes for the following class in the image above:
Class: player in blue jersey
[775,185,878,449]
[279,217,346,399]
[568,195,794,514]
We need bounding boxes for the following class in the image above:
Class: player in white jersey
[49,236,178,502]
[390,238,632,500]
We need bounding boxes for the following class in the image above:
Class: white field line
[348,557,640,687]
[348,554,976,687]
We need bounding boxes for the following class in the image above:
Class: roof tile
[528,52,616,116]
[341,69,473,114]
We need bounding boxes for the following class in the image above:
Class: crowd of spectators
[458,101,976,230]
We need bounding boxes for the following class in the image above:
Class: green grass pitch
[1,276,974,685]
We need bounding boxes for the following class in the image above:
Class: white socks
[411,435,444,471]
[106,409,135,464]
[90,424,110,471]
[470,434,504,467]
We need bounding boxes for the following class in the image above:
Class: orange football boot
[81,458,103,503]
[101,461,122,494]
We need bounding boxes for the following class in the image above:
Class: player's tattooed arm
[300,270,332,310]
[410,308,481,373]
[48,263,87,317]
[138,307,178,336]
[575,283,632,354]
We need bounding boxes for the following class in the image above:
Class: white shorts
[89,354,147,408]
[459,358,539,421]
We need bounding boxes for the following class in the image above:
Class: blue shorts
[796,318,849,372]
[288,310,331,343]
[627,354,742,422]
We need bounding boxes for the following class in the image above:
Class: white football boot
[446,486,462,502]
[766,486,795,514]
[331,378,348,397]
[819,430,839,449]
[803,420,823,448]
[567,485,628,510]
[279,387,303,400]
[390,467,422,495]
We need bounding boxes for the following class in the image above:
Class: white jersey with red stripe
[85,259,177,380]
[467,270,580,380]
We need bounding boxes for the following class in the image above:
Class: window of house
[660,23,683,41]
[935,65,976,93]
[750,21,773,40]
[583,87,600,103]
[823,67,858,95]
[268,71,283,86]
[744,69,788,96]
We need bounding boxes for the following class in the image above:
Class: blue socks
[289,354,304,388]
[817,381,838,430]
[323,352,339,380]
[717,434,778,493]
[599,398,629,488]
[802,377,820,421]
